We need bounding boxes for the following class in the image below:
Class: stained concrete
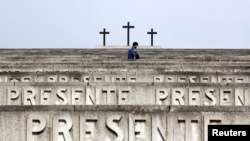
[0,49,250,141]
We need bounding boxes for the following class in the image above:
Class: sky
[0,0,250,48]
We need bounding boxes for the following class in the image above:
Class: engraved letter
[178,115,200,141]
[235,88,248,106]
[204,115,222,141]
[86,87,95,105]
[56,88,68,105]
[7,87,20,105]
[27,114,46,141]
[23,88,36,105]
[204,88,216,105]
[118,88,131,105]
[156,88,168,105]
[189,76,197,83]
[152,114,166,141]
[129,115,147,141]
[171,88,185,105]
[104,115,124,141]
[72,88,83,105]
[80,114,98,141]
[100,87,116,105]
[220,89,232,105]
[189,88,200,105]
[40,88,51,105]
[53,115,73,141]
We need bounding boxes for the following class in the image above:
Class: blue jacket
[127,46,138,60]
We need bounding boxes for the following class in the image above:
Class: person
[127,42,140,60]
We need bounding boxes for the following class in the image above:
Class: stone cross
[147,28,157,46]
[99,28,109,46]
[122,22,135,46]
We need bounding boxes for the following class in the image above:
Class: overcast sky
[0,0,250,48]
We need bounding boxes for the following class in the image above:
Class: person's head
[133,42,138,48]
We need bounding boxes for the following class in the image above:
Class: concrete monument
[0,48,250,141]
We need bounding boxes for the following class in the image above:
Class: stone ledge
[95,46,162,49]
[1,105,250,112]
[2,71,250,75]
[170,106,250,112]
[2,82,250,87]
[0,105,170,112]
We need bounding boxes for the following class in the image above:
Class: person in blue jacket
[127,42,140,60]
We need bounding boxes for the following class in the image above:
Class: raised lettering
[152,114,166,141]
[189,88,200,105]
[156,88,168,105]
[118,88,131,105]
[104,115,124,141]
[204,88,217,105]
[40,88,51,105]
[23,88,36,105]
[172,88,185,105]
[27,114,47,141]
[80,114,98,141]
[235,88,248,106]
[72,88,84,105]
[7,87,20,105]
[86,87,95,105]
[56,88,68,105]
[53,115,73,141]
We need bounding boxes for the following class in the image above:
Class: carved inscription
[27,114,47,141]
[0,74,249,83]
[25,113,229,141]
[3,86,249,105]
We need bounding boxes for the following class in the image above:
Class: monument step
[2,67,250,74]
[0,105,249,141]
[1,74,250,83]
[1,48,250,141]
[3,62,250,66]
[2,68,250,73]
[2,64,250,68]
[1,50,250,62]
[3,82,250,86]
[0,83,249,106]
[0,106,250,141]
[1,105,250,112]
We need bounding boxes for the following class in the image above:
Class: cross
[122,22,135,46]
[147,28,157,46]
[99,28,109,46]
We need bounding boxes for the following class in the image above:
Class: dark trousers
[136,54,140,59]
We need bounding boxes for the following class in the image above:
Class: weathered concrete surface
[2,73,250,83]
[2,105,250,112]
[3,48,244,73]
[0,107,250,141]
[1,49,250,64]
[0,84,250,106]
[95,45,162,49]
[1,49,250,141]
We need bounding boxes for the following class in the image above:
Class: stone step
[1,57,250,61]
[2,81,250,85]
[1,105,250,112]
[1,74,250,83]
[1,64,250,68]
[2,61,250,66]
[0,83,249,106]
[1,49,250,61]
[1,82,250,86]
[2,67,250,74]
[0,105,249,141]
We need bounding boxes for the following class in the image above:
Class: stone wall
[1,49,250,141]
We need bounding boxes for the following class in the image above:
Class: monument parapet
[0,48,250,141]
[95,45,162,49]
